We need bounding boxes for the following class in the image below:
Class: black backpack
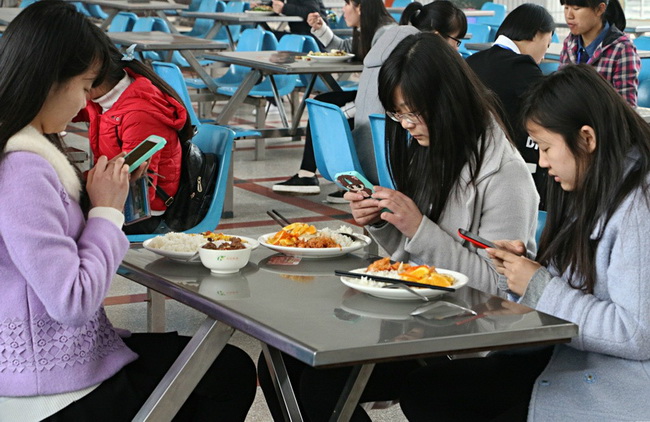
[154,139,218,232]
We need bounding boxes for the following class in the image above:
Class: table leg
[329,364,375,422]
[156,11,180,34]
[178,50,220,94]
[223,155,234,219]
[133,317,235,422]
[290,74,317,134]
[269,75,289,128]
[262,344,304,422]
[216,70,261,124]
[225,27,235,50]
[318,73,343,93]
[146,288,166,333]
[100,9,119,31]
[204,21,224,40]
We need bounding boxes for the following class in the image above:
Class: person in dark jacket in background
[466,3,554,209]
[261,0,327,37]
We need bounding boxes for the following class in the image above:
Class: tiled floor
[65,95,406,421]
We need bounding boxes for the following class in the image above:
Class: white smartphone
[123,135,167,173]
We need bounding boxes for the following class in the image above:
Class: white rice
[147,232,207,252]
[350,269,397,287]
[298,225,357,247]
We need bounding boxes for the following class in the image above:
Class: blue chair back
[536,210,547,246]
[306,98,365,181]
[132,17,167,61]
[390,0,413,21]
[183,0,219,37]
[187,0,203,12]
[126,125,235,242]
[633,37,650,82]
[538,61,559,75]
[152,61,201,127]
[368,114,395,189]
[87,4,108,19]
[476,2,507,27]
[638,78,650,108]
[109,11,138,32]
[459,23,492,58]
[213,1,247,42]
[278,34,305,52]
[20,0,38,8]
[71,2,92,16]
[262,30,279,50]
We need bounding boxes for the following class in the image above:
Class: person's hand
[307,12,323,29]
[345,190,383,226]
[371,186,423,239]
[487,247,541,296]
[272,0,284,14]
[86,155,130,210]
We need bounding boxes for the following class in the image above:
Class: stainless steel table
[181,11,303,49]
[118,246,578,422]
[76,0,188,32]
[107,31,227,93]
[0,6,20,26]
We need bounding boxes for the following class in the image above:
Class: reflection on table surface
[120,246,577,367]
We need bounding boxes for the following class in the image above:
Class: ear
[579,125,597,153]
[595,2,607,17]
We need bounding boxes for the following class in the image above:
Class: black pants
[44,332,257,422]
[400,346,554,421]
[300,90,357,173]
[257,351,436,422]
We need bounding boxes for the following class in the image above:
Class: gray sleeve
[519,267,554,308]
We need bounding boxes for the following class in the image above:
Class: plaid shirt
[560,25,640,106]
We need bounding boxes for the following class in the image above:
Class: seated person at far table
[258,0,328,39]
[75,44,191,235]
[466,3,555,209]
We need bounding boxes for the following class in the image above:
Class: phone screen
[124,140,158,167]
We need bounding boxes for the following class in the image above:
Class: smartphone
[123,135,167,173]
[335,171,374,196]
[458,228,497,249]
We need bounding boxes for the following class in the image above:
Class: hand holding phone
[123,135,167,173]
[458,228,497,249]
[335,171,374,196]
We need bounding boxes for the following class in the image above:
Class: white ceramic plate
[143,235,260,262]
[257,232,371,258]
[245,9,274,15]
[340,268,469,301]
[306,53,355,62]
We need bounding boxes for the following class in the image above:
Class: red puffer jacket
[76,68,185,212]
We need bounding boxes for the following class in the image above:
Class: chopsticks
[267,209,291,228]
[334,270,456,292]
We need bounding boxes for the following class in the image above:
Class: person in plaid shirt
[559,0,640,106]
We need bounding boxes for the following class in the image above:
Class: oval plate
[143,234,259,262]
[257,232,371,258]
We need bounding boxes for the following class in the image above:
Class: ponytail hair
[560,0,626,30]
[400,0,467,38]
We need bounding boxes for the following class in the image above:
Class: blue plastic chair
[108,11,138,32]
[475,2,507,42]
[459,23,492,58]
[536,210,547,246]
[368,114,395,189]
[126,124,235,242]
[86,3,108,19]
[297,36,358,93]
[185,28,266,89]
[390,0,413,21]
[182,0,219,37]
[538,61,559,75]
[19,0,38,8]
[305,98,366,182]
[633,37,650,82]
[212,0,248,44]
[637,78,650,108]
[130,17,165,62]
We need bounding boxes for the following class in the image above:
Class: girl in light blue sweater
[400,65,650,421]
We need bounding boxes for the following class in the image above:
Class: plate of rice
[339,259,468,300]
[258,223,371,258]
[143,232,259,262]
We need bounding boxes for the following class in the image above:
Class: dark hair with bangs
[399,0,467,39]
[497,3,555,41]
[560,0,626,31]
[378,32,505,223]
[102,45,194,143]
[0,0,111,160]
[522,65,650,293]
[347,0,395,60]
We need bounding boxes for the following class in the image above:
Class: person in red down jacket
[75,44,194,234]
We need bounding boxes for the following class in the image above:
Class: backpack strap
[147,176,175,206]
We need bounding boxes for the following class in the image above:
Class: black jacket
[466,46,547,208]
[282,0,327,35]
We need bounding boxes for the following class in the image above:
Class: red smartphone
[458,228,497,249]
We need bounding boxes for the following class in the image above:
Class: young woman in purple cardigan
[0,2,256,420]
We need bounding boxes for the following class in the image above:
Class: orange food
[268,223,341,249]
[365,259,455,287]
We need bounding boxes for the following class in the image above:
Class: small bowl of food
[198,235,259,274]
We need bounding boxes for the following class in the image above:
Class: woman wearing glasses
[347,32,539,296]
[466,3,555,209]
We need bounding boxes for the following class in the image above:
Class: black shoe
[273,174,320,194]
[326,190,348,204]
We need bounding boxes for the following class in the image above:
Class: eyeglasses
[386,111,421,124]
[445,34,462,48]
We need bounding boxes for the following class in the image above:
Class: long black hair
[399,0,467,39]
[103,45,194,143]
[378,32,504,223]
[497,3,555,41]
[560,0,626,31]
[522,65,650,293]
[348,0,395,60]
[0,1,111,160]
